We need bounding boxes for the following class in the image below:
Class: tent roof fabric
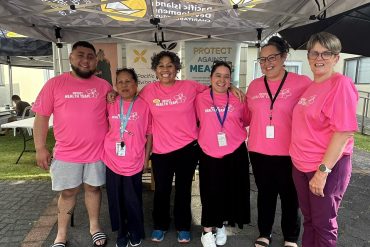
[0,0,369,46]
[279,2,370,56]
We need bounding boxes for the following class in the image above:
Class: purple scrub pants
[292,155,351,247]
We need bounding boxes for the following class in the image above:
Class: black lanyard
[264,71,288,122]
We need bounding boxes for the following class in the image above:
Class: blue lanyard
[210,89,229,129]
[120,96,136,142]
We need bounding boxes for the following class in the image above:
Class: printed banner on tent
[126,43,181,89]
[184,41,241,86]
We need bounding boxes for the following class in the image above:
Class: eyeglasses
[307,51,337,60]
[257,53,282,64]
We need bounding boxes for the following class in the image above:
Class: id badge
[266,125,275,139]
[116,142,126,156]
[217,132,228,147]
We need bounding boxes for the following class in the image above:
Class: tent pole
[7,56,13,104]
[56,43,63,74]
[55,27,63,74]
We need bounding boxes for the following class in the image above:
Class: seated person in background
[12,95,31,117]
[0,95,31,135]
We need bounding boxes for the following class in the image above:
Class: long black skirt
[199,142,250,229]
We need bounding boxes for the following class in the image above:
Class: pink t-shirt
[32,72,112,163]
[139,80,207,154]
[101,97,151,176]
[246,72,312,156]
[290,73,358,172]
[196,88,249,158]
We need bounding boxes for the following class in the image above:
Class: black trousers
[199,143,250,228]
[151,141,199,231]
[105,167,145,241]
[249,152,300,242]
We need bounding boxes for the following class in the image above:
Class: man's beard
[71,65,95,79]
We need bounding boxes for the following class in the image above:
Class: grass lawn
[354,132,370,152]
[0,130,369,180]
[0,129,55,180]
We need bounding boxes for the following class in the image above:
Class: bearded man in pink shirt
[32,41,112,247]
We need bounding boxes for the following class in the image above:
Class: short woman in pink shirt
[196,61,250,247]
[102,68,152,247]
[290,32,358,247]
[246,36,311,247]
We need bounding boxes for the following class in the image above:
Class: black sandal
[50,242,67,247]
[91,231,107,247]
[284,243,298,247]
[254,236,271,247]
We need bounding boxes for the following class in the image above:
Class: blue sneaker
[177,231,191,243]
[151,230,166,242]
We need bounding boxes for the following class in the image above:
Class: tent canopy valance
[0,29,53,68]
[0,0,369,48]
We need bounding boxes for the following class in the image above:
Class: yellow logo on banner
[229,0,258,11]
[6,32,26,38]
[100,0,147,22]
[133,49,148,63]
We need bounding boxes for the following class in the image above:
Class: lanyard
[120,96,136,143]
[264,70,288,122]
[210,89,229,129]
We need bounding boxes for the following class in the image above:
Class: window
[344,57,370,84]
[253,61,302,79]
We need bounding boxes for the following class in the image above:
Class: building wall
[0,65,53,106]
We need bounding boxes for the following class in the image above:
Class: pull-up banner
[126,43,181,89]
[184,41,241,86]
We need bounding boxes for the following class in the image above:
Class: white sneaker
[216,225,227,245]
[201,232,216,247]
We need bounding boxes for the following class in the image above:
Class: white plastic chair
[13,106,35,136]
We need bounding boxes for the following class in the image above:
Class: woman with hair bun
[246,36,311,247]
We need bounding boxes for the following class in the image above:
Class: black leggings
[249,152,300,242]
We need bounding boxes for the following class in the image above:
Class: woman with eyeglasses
[196,61,251,247]
[102,68,152,247]
[246,36,311,247]
[289,32,358,247]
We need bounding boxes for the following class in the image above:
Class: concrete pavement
[1,148,369,247]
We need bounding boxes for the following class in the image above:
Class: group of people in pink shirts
[32,31,358,247]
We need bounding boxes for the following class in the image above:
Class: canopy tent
[0,0,369,48]
[0,30,53,104]
[0,30,53,68]
[279,2,370,56]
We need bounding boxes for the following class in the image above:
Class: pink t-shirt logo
[251,88,293,100]
[64,88,99,99]
[280,88,292,99]
[152,92,187,106]
[204,104,235,113]
[297,95,316,106]
[111,112,139,121]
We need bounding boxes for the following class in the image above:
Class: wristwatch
[318,164,332,173]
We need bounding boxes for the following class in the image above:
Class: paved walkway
[0,181,56,247]
[1,148,370,247]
